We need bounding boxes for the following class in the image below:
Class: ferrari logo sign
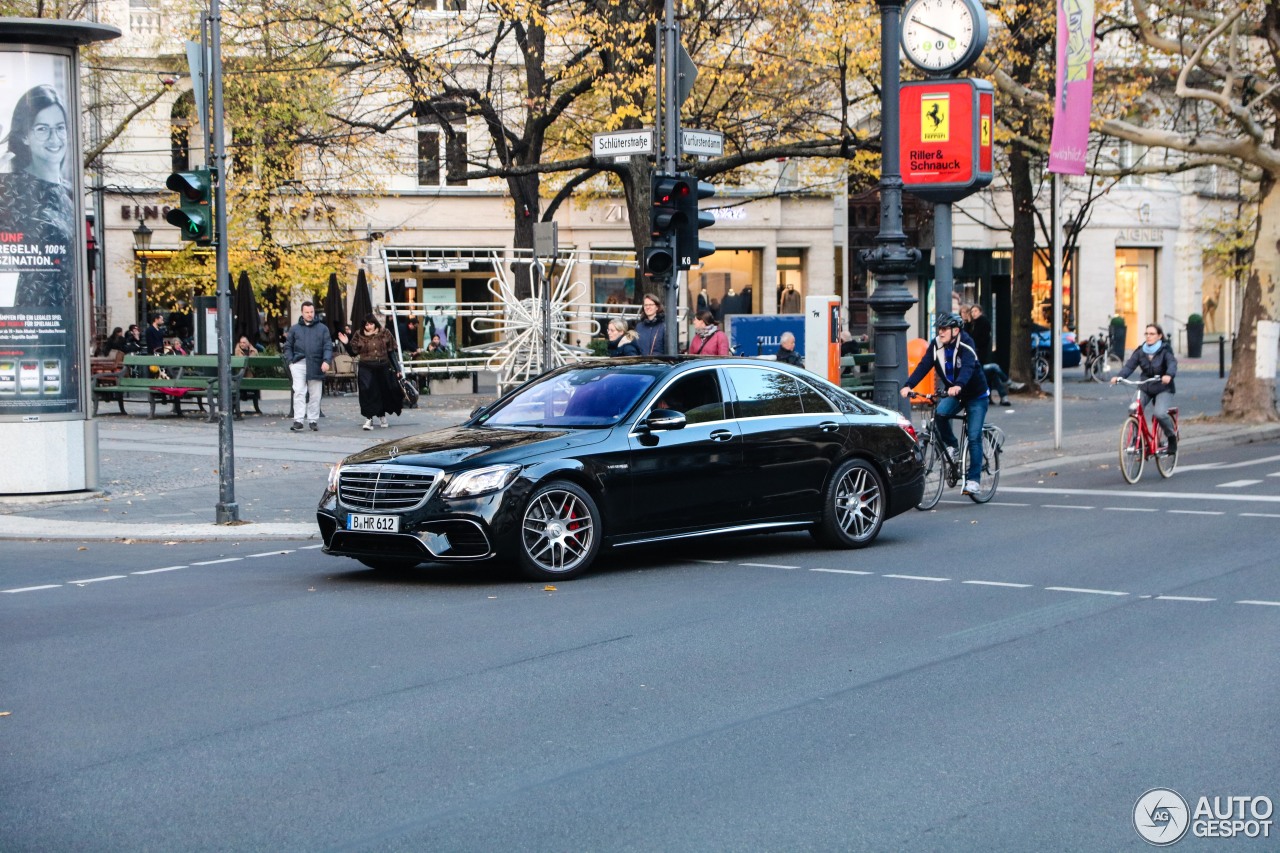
[921,94,950,142]
[980,115,991,147]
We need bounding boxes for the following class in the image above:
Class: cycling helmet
[935,313,963,331]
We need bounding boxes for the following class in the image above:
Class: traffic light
[644,173,683,279]
[164,168,213,244]
[675,179,716,270]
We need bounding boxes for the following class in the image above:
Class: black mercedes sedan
[317,357,924,580]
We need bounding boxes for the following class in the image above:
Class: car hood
[341,424,611,470]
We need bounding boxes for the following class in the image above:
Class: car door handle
[818,421,841,433]
[710,429,734,442]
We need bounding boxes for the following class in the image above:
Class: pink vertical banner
[1047,0,1095,175]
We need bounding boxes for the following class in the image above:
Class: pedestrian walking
[688,310,729,356]
[283,300,333,432]
[634,293,666,356]
[338,315,403,430]
[605,318,641,357]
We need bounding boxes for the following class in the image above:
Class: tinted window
[649,370,725,424]
[726,367,804,418]
[797,378,837,413]
[481,366,659,427]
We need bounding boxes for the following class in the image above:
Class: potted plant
[1186,312,1204,358]
[1109,315,1127,358]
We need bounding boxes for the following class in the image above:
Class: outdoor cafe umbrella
[323,272,347,340]
[232,270,260,347]
[350,268,374,330]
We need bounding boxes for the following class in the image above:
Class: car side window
[725,367,804,419]
[649,370,725,424]
[796,377,837,413]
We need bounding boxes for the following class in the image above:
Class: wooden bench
[840,353,876,400]
[91,354,240,418]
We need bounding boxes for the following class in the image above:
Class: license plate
[347,513,400,532]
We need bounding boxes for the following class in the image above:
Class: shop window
[1032,249,1076,330]
[691,249,761,320]
[777,248,804,313]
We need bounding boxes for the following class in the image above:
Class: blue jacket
[634,315,666,356]
[905,331,990,401]
[284,316,334,381]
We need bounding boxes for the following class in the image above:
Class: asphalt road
[3,443,1279,851]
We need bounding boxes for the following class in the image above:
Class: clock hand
[910,17,956,40]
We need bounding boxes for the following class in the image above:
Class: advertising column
[0,19,120,494]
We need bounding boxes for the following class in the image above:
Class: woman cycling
[1111,323,1178,456]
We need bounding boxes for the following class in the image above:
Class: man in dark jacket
[144,313,166,354]
[962,302,1019,404]
[901,313,990,495]
[774,331,804,367]
[283,300,333,431]
[1112,322,1178,455]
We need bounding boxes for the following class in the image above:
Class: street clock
[901,0,988,75]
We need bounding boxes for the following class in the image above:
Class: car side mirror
[643,409,686,431]
[469,403,488,419]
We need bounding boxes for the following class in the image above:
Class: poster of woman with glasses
[0,51,81,414]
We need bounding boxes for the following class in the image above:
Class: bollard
[1219,334,1226,378]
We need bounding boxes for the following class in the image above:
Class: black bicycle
[1082,328,1122,383]
[910,392,1003,509]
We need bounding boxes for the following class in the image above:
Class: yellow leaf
[544,585,557,591]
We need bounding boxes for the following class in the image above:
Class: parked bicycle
[1082,328,1123,383]
[1114,376,1179,483]
[909,392,1004,508]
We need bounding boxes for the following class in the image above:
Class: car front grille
[338,465,439,512]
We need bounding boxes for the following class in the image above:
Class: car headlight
[326,461,342,494]
[443,464,521,498]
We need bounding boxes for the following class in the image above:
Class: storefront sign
[1115,228,1164,244]
[899,78,994,203]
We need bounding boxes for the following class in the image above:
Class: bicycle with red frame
[1114,376,1179,483]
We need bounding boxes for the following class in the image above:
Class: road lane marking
[247,550,294,558]
[1168,510,1224,516]
[963,580,1033,588]
[1156,595,1216,602]
[989,502,1030,506]
[1218,480,1263,488]
[3,584,62,593]
[1237,600,1280,607]
[190,558,242,566]
[1180,454,1280,472]
[133,566,187,575]
[740,562,800,569]
[883,574,950,582]
[1043,504,1093,510]
[299,544,325,550]
[1044,586,1128,596]
[1241,513,1280,518]
[1104,507,1159,512]
[811,568,874,575]
[1000,486,1280,503]
[68,575,127,585]
[691,559,728,564]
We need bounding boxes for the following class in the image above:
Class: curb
[1003,424,1280,475]
[0,516,318,543]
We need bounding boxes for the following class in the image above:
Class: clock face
[901,0,987,74]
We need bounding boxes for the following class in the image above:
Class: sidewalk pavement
[2,359,1277,542]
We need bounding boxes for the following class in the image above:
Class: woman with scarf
[688,310,728,356]
[605,318,641,356]
[338,316,403,430]
[1112,323,1178,456]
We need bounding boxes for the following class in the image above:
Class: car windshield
[477,365,662,428]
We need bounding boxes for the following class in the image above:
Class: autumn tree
[1096,0,1278,421]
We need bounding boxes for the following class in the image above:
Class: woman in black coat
[1112,323,1178,453]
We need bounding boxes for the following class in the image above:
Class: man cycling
[900,313,991,495]
[1111,322,1178,456]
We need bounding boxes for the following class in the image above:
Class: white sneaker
[378,417,389,428]
[963,480,981,495]
[943,445,959,465]
[362,419,372,431]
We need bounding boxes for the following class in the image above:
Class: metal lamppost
[132,222,153,324]
[859,0,920,417]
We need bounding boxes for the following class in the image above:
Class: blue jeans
[983,363,1009,398]
[936,395,989,482]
